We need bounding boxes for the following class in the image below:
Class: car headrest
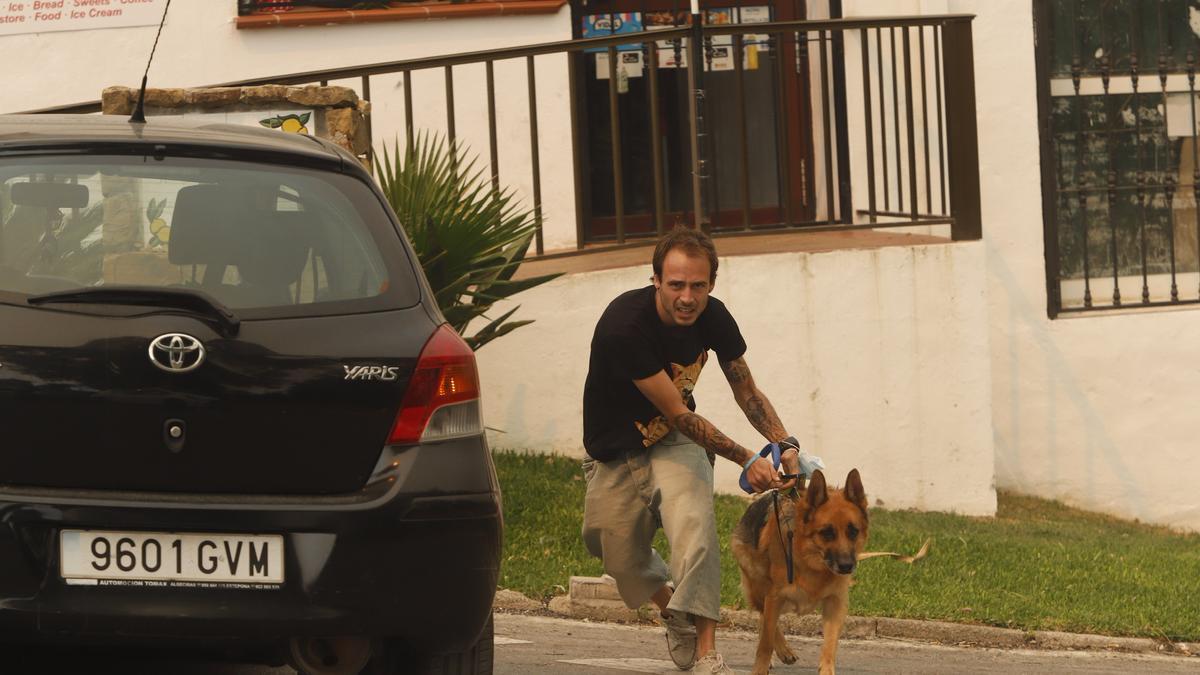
[170,185,314,290]
[236,210,315,289]
[168,184,240,266]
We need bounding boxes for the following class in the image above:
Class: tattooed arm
[720,356,788,441]
[633,370,782,492]
[720,356,801,482]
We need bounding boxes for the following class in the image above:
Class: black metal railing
[1039,0,1200,316]
[26,14,981,257]
[848,18,980,238]
[565,16,979,248]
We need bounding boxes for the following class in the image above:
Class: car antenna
[129,0,173,124]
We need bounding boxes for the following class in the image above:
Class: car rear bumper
[0,437,502,653]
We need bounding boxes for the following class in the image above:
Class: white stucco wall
[476,242,997,516]
[0,0,578,250]
[927,0,1200,531]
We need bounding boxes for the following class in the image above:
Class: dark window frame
[1036,0,1200,318]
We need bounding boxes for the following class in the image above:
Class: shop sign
[585,6,774,79]
[582,12,644,52]
[0,0,168,37]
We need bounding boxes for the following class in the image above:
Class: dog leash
[771,491,794,584]
[771,472,803,585]
[740,439,806,584]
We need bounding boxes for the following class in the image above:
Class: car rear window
[0,156,419,315]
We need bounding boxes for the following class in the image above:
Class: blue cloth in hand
[738,442,783,494]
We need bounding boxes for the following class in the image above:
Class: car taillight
[388,324,482,445]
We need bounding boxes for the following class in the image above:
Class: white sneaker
[660,610,697,670]
[692,651,736,674]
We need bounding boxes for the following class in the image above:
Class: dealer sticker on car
[60,530,284,587]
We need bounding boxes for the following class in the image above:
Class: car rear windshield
[0,155,419,315]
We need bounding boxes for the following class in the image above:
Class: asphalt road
[12,612,1200,674]
[493,613,1200,675]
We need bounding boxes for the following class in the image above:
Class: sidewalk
[492,576,1199,660]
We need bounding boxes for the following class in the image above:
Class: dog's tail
[858,538,932,564]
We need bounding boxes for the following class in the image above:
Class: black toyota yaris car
[0,115,502,674]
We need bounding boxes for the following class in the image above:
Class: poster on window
[739,5,771,70]
[645,10,686,67]
[646,11,690,69]
[582,13,644,53]
[654,39,689,68]
[595,50,645,81]
[1166,93,1200,137]
[638,8,770,70]
[702,9,735,71]
[740,6,771,48]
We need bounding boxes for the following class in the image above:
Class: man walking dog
[582,227,824,673]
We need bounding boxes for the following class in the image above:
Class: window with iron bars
[1038,0,1200,316]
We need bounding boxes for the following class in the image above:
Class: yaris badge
[148,333,206,373]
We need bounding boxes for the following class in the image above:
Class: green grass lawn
[494,450,1200,641]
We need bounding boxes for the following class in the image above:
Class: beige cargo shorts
[581,430,720,621]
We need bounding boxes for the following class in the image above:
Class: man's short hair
[652,226,719,283]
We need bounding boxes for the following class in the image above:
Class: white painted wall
[0,0,579,250]
[890,0,1200,531]
[476,242,997,516]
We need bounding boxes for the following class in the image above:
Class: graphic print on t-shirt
[635,351,708,447]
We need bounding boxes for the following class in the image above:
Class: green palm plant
[374,132,560,351]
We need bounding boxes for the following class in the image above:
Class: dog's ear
[806,470,828,511]
[844,468,867,511]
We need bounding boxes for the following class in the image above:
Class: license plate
[60,530,284,587]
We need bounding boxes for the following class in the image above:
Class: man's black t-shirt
[582,285,747,462]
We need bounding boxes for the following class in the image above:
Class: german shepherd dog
[732,469,868,675]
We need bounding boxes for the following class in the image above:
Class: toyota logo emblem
[148,333,206,373]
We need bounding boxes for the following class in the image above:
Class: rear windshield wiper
[26,286,241,337]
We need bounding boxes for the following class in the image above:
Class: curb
[492,577,1197,658]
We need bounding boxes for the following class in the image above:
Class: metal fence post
[687,4,709,230]
[568,50,587,250]
[941,17,981,241]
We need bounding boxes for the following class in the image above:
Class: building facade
[3,0,1198,531]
